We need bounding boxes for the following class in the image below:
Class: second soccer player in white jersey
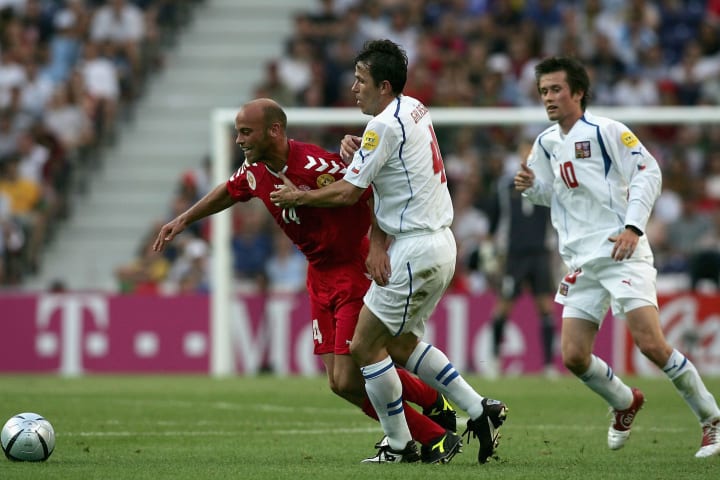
[515,55,720,458]
[271,39,508,465]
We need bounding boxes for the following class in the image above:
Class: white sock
[578,355,633,410]
[406,341,485,420]
[663,349,720,423]
[361,356,412,450]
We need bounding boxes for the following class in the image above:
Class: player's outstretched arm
[153,183,235,252]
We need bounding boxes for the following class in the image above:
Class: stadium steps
[24,0,314,291]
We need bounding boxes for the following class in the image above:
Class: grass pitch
[0,374,718,479]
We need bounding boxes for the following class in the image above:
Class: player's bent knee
[637,341,672,368]
[562,350,591,375]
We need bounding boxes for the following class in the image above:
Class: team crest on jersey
[362,130,379,150]
[621,131,639,147]
[316,174,335,188]
[246,170,256,190]
[574,141,591,158]
[558,283,569,296]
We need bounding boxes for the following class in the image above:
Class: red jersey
[226,140,371,267]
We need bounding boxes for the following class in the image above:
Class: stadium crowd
[0,0,202,286]
[73,0,720,294]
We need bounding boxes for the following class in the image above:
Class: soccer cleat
[361,439,421,464]
[607,387,645,450]
[695,418,720,458]
[423,393,457,432]
[462,397,508,464]
[372,435,389,449]
[420,430,463,464]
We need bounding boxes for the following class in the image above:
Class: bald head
[234,98,289,170]
[240,98,287,131]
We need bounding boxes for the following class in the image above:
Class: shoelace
[702,422,719,446]
[461,419,478,444]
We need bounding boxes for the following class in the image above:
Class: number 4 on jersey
[428,125,447,183]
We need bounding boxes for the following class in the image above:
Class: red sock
[397,367,439,409]
[405,403,445,444]
[361,398,445,445]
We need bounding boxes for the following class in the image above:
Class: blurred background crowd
[0,0,201,285]
[2,0,720,296]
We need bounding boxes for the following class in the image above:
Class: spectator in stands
[164,235,209,294]
[231,201,273,293]
[658,0,705,65]
[687,207,720,292]
[0,153,44,274]
[15,128,48,189]
[253,60,297,108]
[265,228,307,294]
[0,45,26,111]
[669,40,720,106]
[90,0,146,101]
[356,0,391,47]
[612,65,660,106]
[43,7,83,86]
[115,221,170,294]
[21,0,56,48]
[42,80,95,164]
[276,37,315,99]
[586,32,626,105]
[384,5,418,65]
[613,4,659,68]
[78,40,120,145]
[666,194,715,275]
[19,59,54,120]
[450,182,490,294]
[0,109,19,158]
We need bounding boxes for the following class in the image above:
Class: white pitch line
[61,427,381,437]
[60,423,692,438]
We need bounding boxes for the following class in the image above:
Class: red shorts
[307,257,370,355]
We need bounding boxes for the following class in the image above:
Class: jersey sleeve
[603,122,662,232]
[225,162,254,202]
[344,118,399,189]
[522,134,554,207]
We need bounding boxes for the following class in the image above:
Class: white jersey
[523,111,662,270]
[343,95,453,236]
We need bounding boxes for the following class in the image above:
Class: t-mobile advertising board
[0,292,717,376]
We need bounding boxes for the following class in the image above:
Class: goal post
[209,105,720,377]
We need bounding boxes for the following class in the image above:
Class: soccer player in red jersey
[153,98,459,463]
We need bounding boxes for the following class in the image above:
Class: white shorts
[364,227,456,338]
[554,256,658,324]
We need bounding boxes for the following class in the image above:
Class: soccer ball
[1,413,56,462]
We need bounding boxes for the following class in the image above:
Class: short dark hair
[354,39,407,95]
[534,56,591,110]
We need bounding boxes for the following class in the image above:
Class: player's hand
[514,163,535,191]
[609,228,639,261]
[153,218,185,252]
[366,246,391,286]
[339,134,361,162]
[270,173,301,208]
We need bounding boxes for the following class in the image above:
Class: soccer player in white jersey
[515,56,720,458]
[271,39,508,464]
